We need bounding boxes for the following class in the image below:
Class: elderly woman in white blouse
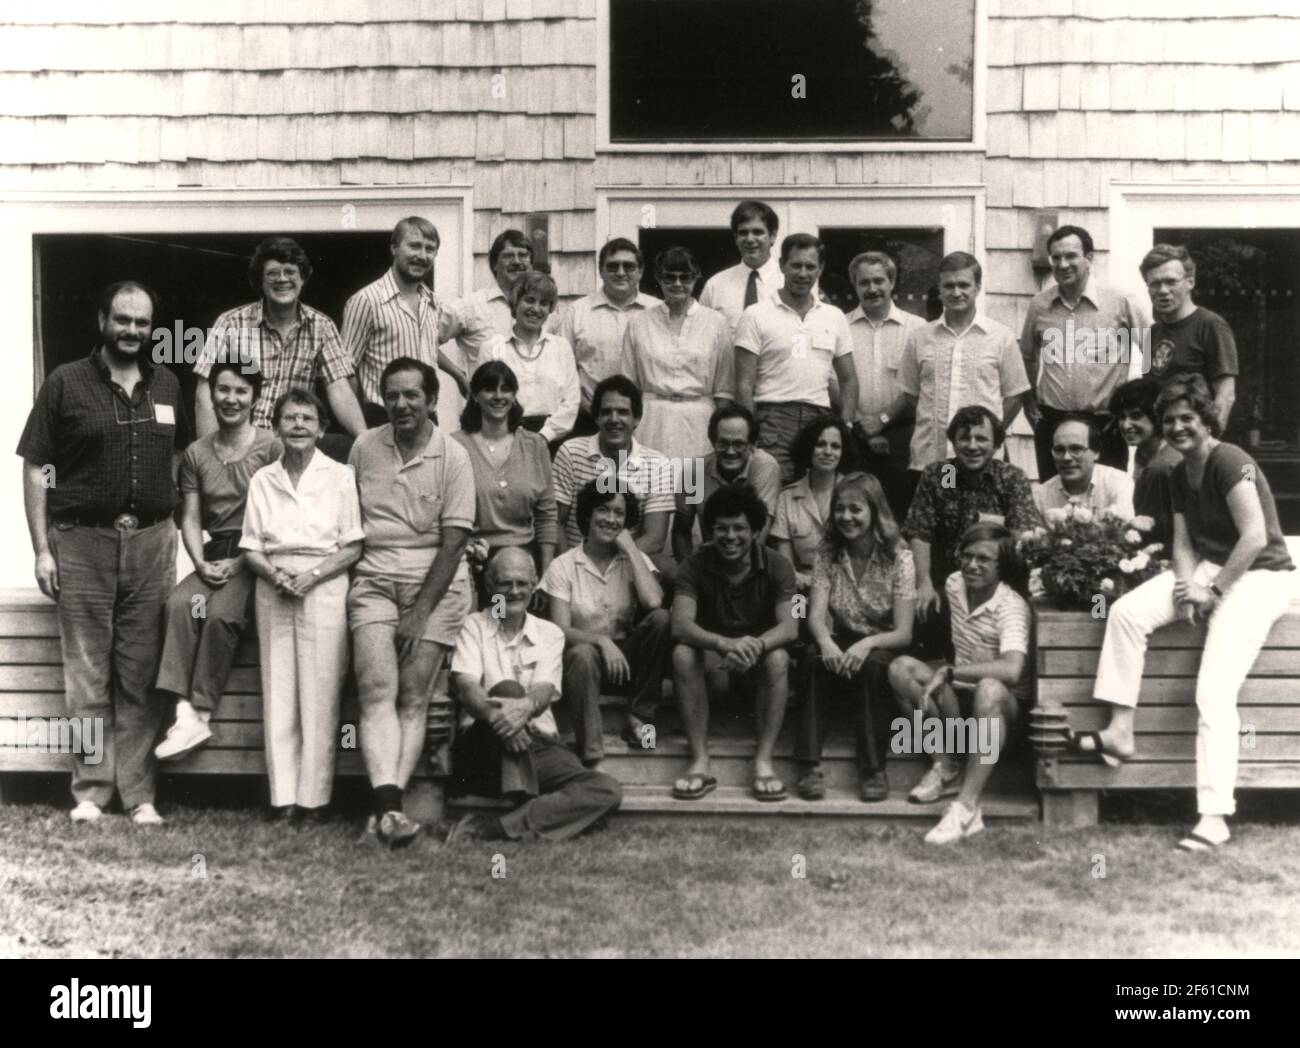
[241,389,364,824]
[620,245,734,462]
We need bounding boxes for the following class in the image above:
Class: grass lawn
[3,792,1300,958]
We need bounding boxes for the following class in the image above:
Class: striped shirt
[944,572,1031,701]
[195,300,353,431]
[551,434,677,548]
[342,269,495,406]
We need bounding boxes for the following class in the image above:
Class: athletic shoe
[131,803,164,827]
[379,810,421,849]
[69,801,102,823]
[155,706,213,761]
[924,801,984,845]
[908,761,962,804]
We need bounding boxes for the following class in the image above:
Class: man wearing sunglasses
[551,238,660,438]
[18,281,192,827]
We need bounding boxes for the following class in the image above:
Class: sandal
[797,768,826,801]
[1178,832,1227,853]
[752,774,787,802]
[1069,730,1124,769]
[671,773,717,801]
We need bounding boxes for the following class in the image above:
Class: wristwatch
[1208,582,1224,599]
[879,412,891,429]
[945,665,956,685]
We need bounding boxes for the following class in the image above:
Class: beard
[101,332,143,365]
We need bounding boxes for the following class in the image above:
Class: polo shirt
[553,289,661,403]
[699,256,783,335]
[348,423,476,583]
[17,349,191,519]
[451,610,563,737]
[1033,463,1135,520]
[539,544,658,641]
[1149,307,1239,386]
[486,330,580,443]
[674,448,782,526]
[734,296,854,407]
[675,543,797,638]
[195,300,352,431]
[342,269,495,406]
[1019,279,1148,412]
[847,303,926,424]
[945,572,1032,702]
[897,312,1030,469]
[552,435,677,548]
[240,449,365,556]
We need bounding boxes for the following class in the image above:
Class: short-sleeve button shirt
[812,543,917,638]
[348,423,476,583]
[554,289,661,403]
[675,543,798,638]
[451,610,564,737]
[700,257,783,335]
[539,544,658,641]
[734,297,854,408]
[240,449,365,556]
[1033,464,1135,521]
[771,474,839,574]
[847,303,927,423]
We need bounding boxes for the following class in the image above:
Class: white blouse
[240,449,365,555]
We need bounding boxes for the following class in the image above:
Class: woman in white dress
[620,246,733,462]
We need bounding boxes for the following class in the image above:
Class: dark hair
[391,216,440,250]
[1140,243,1195,282]
[460,360,524,433]
[249,237,311,293]
[508,271,558,313]
[380,355,439,402]
[958,521,1028,598]
[1046,224,1094,256]
[780,232,826,266]
[591,374,643,421]
[207,361,264,401]
[790,414,852,478]
[653,245,702,289]
[271,388,328,429]
[599,237,643,270]
[1154,371,1221,437]
[730,200,778,237]
[822,472,900,562]
[1051,413,1101,454]
[575,479,642,538]
[939,250,982,286]
[1107,376,1162,424]
[701,484,768,534]
[946,404,1005,448]
[97,280,158,320]
[489,229,532,271]
[708,402,757,444]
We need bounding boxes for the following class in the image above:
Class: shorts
[920,657,1029,723]
[347,575,473,648]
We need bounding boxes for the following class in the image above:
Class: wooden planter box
[1034,601,1300,826]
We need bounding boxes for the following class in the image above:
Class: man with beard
[18,281,191,825]
[342,217,496,428]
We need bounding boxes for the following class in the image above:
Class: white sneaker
[69,801,102,823]
[155,705,213,761]
[924,801,984,845]
[131,803,164,826]
[908,761,962,804]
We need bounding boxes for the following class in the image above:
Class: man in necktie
[700,200,783,336]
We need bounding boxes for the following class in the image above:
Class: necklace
[512,335,545,362]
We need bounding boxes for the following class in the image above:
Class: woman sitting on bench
[1077,373,1295,852]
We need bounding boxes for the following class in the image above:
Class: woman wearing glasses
[240,390,364,824]
[155,363,282,762]
[619,245,734,462]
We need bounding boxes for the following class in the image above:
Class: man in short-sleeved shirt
[347,357,475,847]
[670,486,800,802]
[18,282,190,825]
[1033,416,1135,520]
[734,234,859,483]
[898,252,1030,470]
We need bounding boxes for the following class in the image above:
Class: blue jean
[50,519,177,809]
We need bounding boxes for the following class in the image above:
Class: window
[606,0,977,145]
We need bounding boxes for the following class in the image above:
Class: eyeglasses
[263,268,302,282]
[604,262,640,273]
[1051,444,1089,457]
[659,272,697,286]
[113,390,156,426]
[714,439,750,451]
[279,412,319,425]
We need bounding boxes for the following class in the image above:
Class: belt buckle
[114,513,139,531]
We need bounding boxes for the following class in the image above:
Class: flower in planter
[1124,529,1143,545]
[1131,515,1155,533]
[1099,578,1116,594]
[1073,507,1094,523]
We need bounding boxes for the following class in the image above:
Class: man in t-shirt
[1141,243,1238,429]
[670,486,799,803]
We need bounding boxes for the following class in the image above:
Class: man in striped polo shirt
[342,217,497,430]
[888,522,1031,845]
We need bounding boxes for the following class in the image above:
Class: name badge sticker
[155,403,176,426]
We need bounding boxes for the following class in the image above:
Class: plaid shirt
[17,349,191,518]
[901,458,1041,587]
[195,300,352,430]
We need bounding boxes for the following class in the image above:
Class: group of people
[19,197,1290,852]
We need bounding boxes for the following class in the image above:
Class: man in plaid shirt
[194,236,366,440]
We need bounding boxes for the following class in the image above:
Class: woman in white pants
[1077,374,1295,851]
[240,390,364,823]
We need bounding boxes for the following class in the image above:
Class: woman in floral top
[797,472,916,802]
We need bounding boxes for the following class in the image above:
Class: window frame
[596,0,988,153]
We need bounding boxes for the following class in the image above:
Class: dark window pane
[610,0,975,142]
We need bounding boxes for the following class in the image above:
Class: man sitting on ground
[670,486,799,803]
[446,548,623,843]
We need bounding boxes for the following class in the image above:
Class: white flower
[1130,515,1155,532]
[1074,507,1094,524]
[1143,543,1164,556]
[1034,527,1048,540]
[1059,538,1073,548]
[1045,507,1069,524]
[1119,557,1134,574]
[1124,529,1143,545]
[1131,552,1150,571]
[1099,578,1116,594]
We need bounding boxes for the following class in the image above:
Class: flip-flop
[1177,832,1227,853]
[752,774,787,802]
[671,773,717,801]
[1069,730,1124,769]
